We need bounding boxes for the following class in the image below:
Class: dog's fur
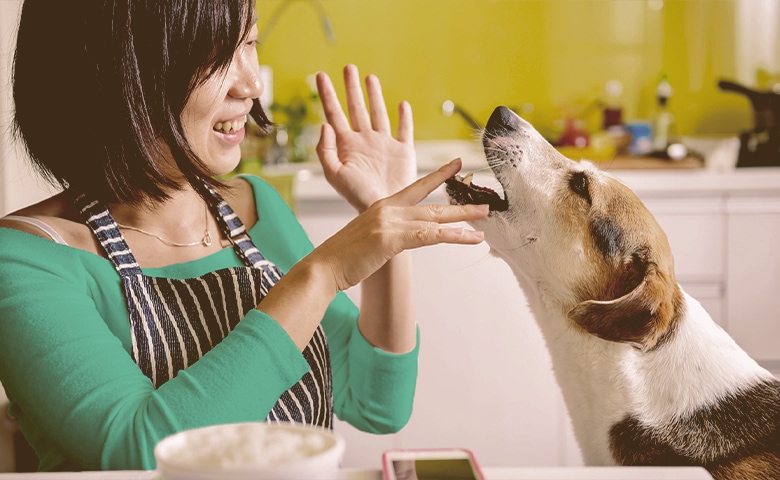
[446,106,780,479]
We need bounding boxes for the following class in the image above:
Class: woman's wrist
[357,251,417,354]
[257,257,340,350]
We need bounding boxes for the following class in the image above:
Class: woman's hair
[12,0,271,204]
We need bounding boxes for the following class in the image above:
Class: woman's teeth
[213,116,247,134]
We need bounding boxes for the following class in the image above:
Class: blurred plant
[270,81,322,163]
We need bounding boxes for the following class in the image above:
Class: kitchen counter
[0,466,714,479]
[276,163,780,204]
[255,135,780,204]
[258,136,779,204]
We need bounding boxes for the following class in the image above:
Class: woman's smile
[212,114,249,146]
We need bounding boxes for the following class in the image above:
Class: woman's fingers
[365,74,391,133]
[316,123,341,176]
[378,203,488,246]
[417,202,490,226]
[406,224,485,246]
[343,64,372,131]
[385,157,464,206]
[396,101,414,144]
[316,71,351,133]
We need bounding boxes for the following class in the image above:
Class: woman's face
[181,20,263,176]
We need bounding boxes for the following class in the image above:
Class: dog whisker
[445,252,493,273]
[507,236,537,251]
[486,213,536,251]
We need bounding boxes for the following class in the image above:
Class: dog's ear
[567,250,682,352]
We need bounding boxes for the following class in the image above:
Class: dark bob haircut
[13,0,271,204]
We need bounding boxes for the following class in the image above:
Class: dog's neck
[507,261,774,464]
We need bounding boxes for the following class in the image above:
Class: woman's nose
[229,58,264,100]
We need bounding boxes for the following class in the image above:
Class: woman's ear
[567,252,683,352]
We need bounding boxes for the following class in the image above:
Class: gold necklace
[115,204,213,247]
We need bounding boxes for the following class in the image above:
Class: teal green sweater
[0,175,419,471]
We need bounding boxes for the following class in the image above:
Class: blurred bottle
[602,79,624,130]
[652,74,674,152]
[601,80,631,155]
[556,116,590,148]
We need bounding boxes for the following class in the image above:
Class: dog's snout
[485,106,522,137]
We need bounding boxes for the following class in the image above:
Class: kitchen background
[1,0,780,473]
[2,0,779,211]
[256,0,775,144]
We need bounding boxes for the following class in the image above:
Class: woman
[0,0,488,471]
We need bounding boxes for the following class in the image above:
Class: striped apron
[71,184,333,428]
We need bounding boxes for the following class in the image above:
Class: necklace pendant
[202,229,212,247]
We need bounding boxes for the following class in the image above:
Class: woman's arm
[312,64,419,354]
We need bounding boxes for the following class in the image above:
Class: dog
[445,106,780,479]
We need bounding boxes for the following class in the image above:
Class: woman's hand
[316,64,417,213]
[308,158,488,292]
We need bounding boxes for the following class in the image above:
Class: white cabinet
[641,194,726,324]
[725,195,780,371]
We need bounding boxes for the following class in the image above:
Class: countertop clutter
[0,466,715,479]
[279,155,780,206]
[257,134,778,204]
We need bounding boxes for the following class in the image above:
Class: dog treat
[445,173,508,212]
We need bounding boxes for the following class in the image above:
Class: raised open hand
[315,64,417,213]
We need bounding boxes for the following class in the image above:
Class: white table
[0,466,714,479]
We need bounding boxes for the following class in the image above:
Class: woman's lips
[213,115,247,145]
[213,115,247,134]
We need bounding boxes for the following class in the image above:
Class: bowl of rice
[154,422,346,480]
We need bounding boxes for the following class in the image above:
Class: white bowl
[154,422,345,480]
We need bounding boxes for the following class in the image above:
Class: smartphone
[382,448,485,480]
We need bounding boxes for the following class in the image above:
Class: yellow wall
[256,0,771,142]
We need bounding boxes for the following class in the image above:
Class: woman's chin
[208,150,243,177]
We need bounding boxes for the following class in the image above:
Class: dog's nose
[485,106,523,139]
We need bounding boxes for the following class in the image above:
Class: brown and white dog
[445,106,780,479]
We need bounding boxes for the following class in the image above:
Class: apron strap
[71,192,142,276]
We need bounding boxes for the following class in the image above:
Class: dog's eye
[569,171,591,203]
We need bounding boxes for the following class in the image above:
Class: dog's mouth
[445,172,508,212]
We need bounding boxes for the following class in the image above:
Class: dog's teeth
[463,172,474,186]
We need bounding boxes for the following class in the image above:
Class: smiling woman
[0,0,489,473]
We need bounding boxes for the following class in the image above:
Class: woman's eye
[568,171,591,203]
